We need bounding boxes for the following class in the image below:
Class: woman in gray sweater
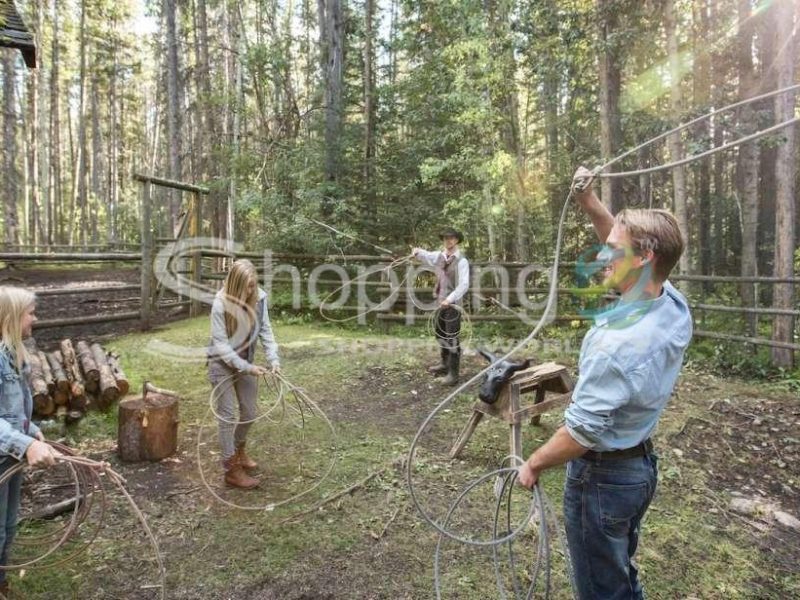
[207,260,280,489]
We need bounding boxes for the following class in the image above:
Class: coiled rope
[0,441,165,599]
[197,371,337,512]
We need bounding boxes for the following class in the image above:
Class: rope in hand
[317,254,416,323]
[197,371,338,512]
[0,441,165,600]
[433,462,574,600]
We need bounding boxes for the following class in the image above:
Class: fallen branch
[20,495,83,521]
[371,506,401,540]
[165,487,200,500]
[280,467,387,524]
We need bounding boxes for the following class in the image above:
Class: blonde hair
[0,286,36,372]
[222,260,259,343]
[614,209,684,282]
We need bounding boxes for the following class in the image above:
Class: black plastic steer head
[477,349,531,404]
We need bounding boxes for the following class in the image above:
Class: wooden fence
[195,252,799,361]
[3,218,796,363]
[0,174,210,332]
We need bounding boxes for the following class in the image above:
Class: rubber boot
[427,348,449,376]
[234,443,258,471]
[442,352,460,386]
[223,458,259,489]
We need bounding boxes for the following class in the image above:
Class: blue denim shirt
[207,288,280,372]
[0,347,40,463]
[565,281,692,452]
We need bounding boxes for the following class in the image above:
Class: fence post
[190,190,202,317]
[140,180,153,330]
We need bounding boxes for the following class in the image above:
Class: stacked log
[25,338,130,421]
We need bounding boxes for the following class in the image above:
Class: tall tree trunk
[49,0,62,244]
[596,0,624,213]
[3,51,20,246]
[736,0,760,337]
[108,11,119,244]
[693,0,711,283]
[710,0,725,274]
[165,0,183,228]
[757,3,778,277]
[90,71,102,244]
[363,0,375,190]
[322,0,344,184]
[770,0,797,367]
[665,0,689,282]
[69,1,89,246]
[26,49,43,246]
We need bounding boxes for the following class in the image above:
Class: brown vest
[434,253,461,302]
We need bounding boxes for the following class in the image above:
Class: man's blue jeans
[0,458,23,583]
[563,453,658,600]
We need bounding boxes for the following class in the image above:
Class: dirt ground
[668,378,800,578]
[58,356,798,599]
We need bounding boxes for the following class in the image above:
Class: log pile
[25,338,129,421]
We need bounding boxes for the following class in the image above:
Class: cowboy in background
[412,228,470,386]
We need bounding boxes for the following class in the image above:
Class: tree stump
[118,392,179,462]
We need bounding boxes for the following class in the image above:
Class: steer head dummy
[477,349,532,404]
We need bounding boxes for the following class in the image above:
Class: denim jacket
[0,347,40,463]
[207,288,280,372]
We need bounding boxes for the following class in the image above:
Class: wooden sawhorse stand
[449,362,573,460]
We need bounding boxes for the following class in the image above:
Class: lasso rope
[196,371,338,512]
[317,254,415,323]
[0,441,165,600]
[594,82,800,178]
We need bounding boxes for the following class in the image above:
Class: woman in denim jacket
[0,287,58,596]
[207,260,280,489]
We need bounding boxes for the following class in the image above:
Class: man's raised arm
[572,166,615,243]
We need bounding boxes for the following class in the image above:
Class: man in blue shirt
[518,167,692,599]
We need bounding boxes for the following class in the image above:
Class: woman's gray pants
[208,360,258,461]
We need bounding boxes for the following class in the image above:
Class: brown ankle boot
[224,459,259,489]
[234,444,258,471]
[0,580,9,599]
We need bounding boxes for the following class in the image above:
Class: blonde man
[518,167,692,600]
[0,287,58,597]
[207,260,280,489]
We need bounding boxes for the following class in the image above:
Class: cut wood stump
[46,352,70,405]
[118,383,179,462]
[106,353,130,396]
[75,341,100,394]
[28,351,54,416]
[38,351,54,394]
[90,343,119,410]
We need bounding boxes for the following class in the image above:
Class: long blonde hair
[0,286,36,372]
[222,260,259,345]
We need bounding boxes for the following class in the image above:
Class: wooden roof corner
[0,0,36,68]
